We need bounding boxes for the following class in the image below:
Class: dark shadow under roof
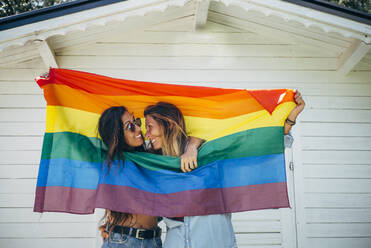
[0,0,127,31]
[283,0,371,25]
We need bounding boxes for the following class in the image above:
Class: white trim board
[1,0,370,53]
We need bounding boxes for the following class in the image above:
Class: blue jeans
[163,214,237,248]
[102,232,162,248]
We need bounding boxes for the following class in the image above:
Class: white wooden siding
[0,58,101,248]
[1,10,371,248]
[354,50,371,71]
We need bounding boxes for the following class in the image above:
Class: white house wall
[0,17,371,248]
[0,59,99,248]
[354,49,371,71]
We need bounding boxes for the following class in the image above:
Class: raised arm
[180,136,204,172]
[284,90,305,135]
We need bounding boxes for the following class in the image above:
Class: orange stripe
[42,84,283,119]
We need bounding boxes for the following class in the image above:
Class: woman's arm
[284,90,305,135]
[180,91,304,171]
[180,137,204,172]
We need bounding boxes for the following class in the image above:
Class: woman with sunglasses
[97,106,201,248]
[98,106,161,248]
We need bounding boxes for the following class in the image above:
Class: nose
[135,124,141,132]
[145,131,150,139]
[134,125,142,136]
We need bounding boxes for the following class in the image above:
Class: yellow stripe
[46,102,295,141]
[186,102,295,141]
[46,106,101,138]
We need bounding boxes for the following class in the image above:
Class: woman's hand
[40,71,49,78]
[180,136,204,172]
[98,224,109,240]
[293,90,305,114]
[181,145,198,172]
[284,90,305,135]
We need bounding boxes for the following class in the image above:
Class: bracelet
[285,118,296,126]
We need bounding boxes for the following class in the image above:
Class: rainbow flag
[34,68,295,217]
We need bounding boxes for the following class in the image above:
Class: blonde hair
[144,102,188,156]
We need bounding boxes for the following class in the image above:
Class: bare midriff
[111,212,158,229]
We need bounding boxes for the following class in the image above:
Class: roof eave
[0,0,127,31]
[282,0,371,25]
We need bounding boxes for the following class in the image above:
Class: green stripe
[41,131,104,163]
[198,126,284,166]
[41,126,284,172]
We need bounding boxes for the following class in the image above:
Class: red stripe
[36,68,240,97]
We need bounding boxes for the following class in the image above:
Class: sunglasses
[124,117,142,132]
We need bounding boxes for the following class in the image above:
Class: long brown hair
[98,106,144,233]
[98,106,145,166]
[144,102,188,156]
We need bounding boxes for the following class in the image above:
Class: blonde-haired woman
[144,102,236,248]
[144,91,305,247]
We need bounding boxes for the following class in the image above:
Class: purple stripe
[35,183,289,216]
[34,186,96,214]
[96,183,289,217]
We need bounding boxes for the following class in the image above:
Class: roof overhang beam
[194,0,211,30]
[36,39,59,68]
[337,40,370,76]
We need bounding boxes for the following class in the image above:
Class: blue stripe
[37,159,101,189]
[37,154,286,193]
